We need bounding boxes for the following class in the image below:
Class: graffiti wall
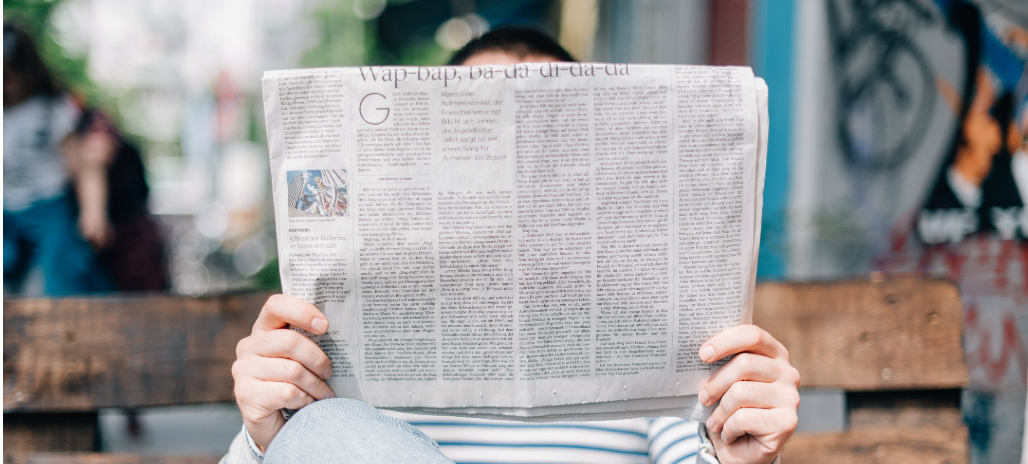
[796,0,1028,461]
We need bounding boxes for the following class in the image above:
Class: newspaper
[261,63,768,421]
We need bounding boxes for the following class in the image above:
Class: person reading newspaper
[224,27,798,464]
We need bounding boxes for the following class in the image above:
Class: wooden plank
[783,427,968,464]
[3,454,219,464]
[3,292,270,412]
[847,389,964,429]
[753,279,968,390]
[3,413,98,452]
[5,279,968,408]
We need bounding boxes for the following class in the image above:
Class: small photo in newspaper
[286,169,349,218]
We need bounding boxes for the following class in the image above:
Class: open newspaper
[261,63,768,421]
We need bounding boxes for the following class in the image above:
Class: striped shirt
[223,413,723,464]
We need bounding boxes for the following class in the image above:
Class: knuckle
[720,408,739,427]
[278,330,300,352]
[708,375,725,394]
[785,365,801,386]
[259,296,277,319]
[266,294,292,317]
[743,325,763,348]
[231,360,245,380]
[232,381,247,402]
[267,294,286,309]
[236,337,250,358]
[782,410,799,432]
[719,385,738,407]
[711,406,725,423]
[273,382,300,402]
[316,357,332,376]
[785,388,801,409]
[318,346,332,363]
[737,353,757,372]
[289,385,308,403]
[756,327,773,348]
[285,361,306,381]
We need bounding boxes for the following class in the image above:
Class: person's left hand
[698,325,799,464]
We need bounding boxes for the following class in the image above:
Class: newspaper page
[261,63,768,421]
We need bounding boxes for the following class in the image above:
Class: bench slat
[3,293,269,412]
[783,427,968,464]
[753,279,968,390]
[3,413,98,452]
[5,280,968,409]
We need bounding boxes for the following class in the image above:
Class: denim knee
[265,398,452,464]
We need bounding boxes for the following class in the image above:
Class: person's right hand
[233,294,336,451]
[78,209,113,249]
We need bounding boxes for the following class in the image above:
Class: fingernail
[698,388,709,406]
[323,368,332,379]
[700,345,716,362]
[705,415,715,429]
[311,318,326,332]
[326,390,335,399]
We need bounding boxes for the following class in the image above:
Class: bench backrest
[5,279,968,461]
[4,292,269,454]
[5,293,269,413]
[754,278,969,463]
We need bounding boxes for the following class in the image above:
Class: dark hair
[4,22,62,97]
[448,26,575,65]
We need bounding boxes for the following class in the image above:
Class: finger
[259,380,321,411]
[239,329,334,379]
[705,424,778,464]
[235,376,321,416]
[705,381,797,433]
[719,407,796,447]
[700,353,797,406]
[700,325,788,363]
[239,356,336,401]
[254,294,328,335]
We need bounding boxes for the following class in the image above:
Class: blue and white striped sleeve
[647,417,717,464]
[647,417,780,464]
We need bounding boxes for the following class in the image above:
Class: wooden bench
[4,278,968,463]
[755,279,969,463]
[3,292,271,462]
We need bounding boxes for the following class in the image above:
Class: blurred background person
[67,108,170,292]
[4,21,168,295]
[3,21,116,295]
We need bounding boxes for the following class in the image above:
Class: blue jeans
[265,399,455,464]
[4,194,116,295]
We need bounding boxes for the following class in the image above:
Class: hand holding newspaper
[261,63,768,421]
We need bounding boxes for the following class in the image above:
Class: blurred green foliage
[394,39,450,66]
[301,0,452,68]
[302,1,373,68]
[3,0,109,108]
[252,258,282,292]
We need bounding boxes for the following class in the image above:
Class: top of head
[449,26,576,66]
